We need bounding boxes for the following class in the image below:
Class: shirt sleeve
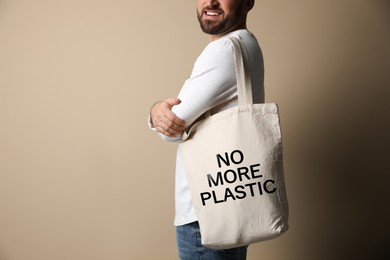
[159,38,237,142]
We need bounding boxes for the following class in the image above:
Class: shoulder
[191,38,235,76]
[200,37,234,60]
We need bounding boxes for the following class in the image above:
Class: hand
[150,98,186,137]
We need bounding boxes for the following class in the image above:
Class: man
[149,0,263,258]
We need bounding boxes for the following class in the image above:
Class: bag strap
[228,36,253,106]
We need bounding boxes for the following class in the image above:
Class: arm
[171,39,237,131]
[150,38,236,142]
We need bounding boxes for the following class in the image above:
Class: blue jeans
[176,221,248,260]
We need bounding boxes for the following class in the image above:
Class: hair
[247,0,255,12]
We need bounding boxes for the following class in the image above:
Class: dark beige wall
[0,0,389,259]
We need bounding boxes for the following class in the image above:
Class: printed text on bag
[200,150,276,206]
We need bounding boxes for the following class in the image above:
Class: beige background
[0,0,389,259]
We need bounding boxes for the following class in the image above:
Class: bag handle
[229,36,253,106]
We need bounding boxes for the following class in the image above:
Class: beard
[197,4,244,35]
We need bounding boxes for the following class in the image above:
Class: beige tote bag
[179,36,289,249]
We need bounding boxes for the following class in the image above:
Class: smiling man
[149,0,263,259]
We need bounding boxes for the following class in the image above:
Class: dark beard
[198,16,231,35]
[197,4,244,35]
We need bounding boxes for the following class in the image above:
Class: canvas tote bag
[179,36,289,249]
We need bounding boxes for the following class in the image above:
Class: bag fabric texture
[179,36,289,249]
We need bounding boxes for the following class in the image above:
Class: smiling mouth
[204,10,223,17]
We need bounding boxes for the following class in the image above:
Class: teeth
[206,11,219,16]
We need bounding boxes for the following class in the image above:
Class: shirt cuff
[147,114,157,132]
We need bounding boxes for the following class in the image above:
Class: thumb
[164,98,182,107]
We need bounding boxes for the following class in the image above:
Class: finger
[165,98,182,107]
[156,123,182,137]
[162,98,185,121]
[164,112,186,129]
[160,115,185,133]
[150,99,186,134]
[161,100,186,128]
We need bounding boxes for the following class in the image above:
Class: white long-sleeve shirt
[150,29,264,226]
